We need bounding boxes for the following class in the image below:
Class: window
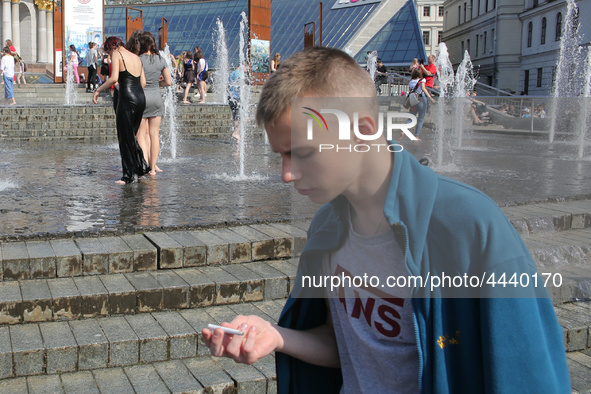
[524,70,529,95]
[527,21,533,47]
[483,31,487,53]
[492,0,496,9]
[463,3,467,22]
[491,28,495,52]
[467,39,471,54]
[423,31,430,45]
[541,17,546,44]
[555,12,562,41]
[478,0,481,15]
[470,0,473,19]
[533,0,538,7]
[458,6,461,23]
[439,6,444,16]
[537,68,543,87]
[485,0,488,12]
[438,30,443,44]
[461,41,465,55]
[445,11,448,28]
[476,35,479,55]
[423,6,431,17]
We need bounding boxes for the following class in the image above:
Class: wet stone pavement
[0,129,590,239]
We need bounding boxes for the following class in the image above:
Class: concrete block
[153,311,197,359]
[250,223,293,258]
[125,272,163,312]
[144,231,184,269]
[98,274,136,315]
[69,319,109,370]
[206,305,242,327]
[151,270,189,310]
[40,321,78,374]
[167,231,207,267]
[179,268,216,308]
[190,229,230,265]
[228,226,275,261]
[0,326,13,378]
[269,222,308,256]
[228,302,276,323]
[247,261,289,300]
[183,356,235,393]
[222,264,264,302]
[213,356,267,393]
[153,360,205,393]
[48,277,81,320]
[124,364,169,394]
[120,234,157,271]
[75,238,109,275]
[179,308,214,356]
[50,239,82,278]
[252,300,286,324]
[208,228,252,263]
[1,242,30,281]
[98,237,133,273]
[125,314,168,363]
[0,281,23,324]
[60,371,100,394]
[20,279,53,322]
[93,367,135,394]
[26,240,57,279]
[73,276,109,317]
[0,377,28,393]
[204,266,241,305]
[27,374,65,393]
[10,324,45,376]
[268,259,298,290]
[97,316,139,367]
[253,354,277,386]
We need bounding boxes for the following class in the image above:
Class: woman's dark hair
[124,30,142,54]
[185,52,193,60]
[69,44,77,52]
[411,68,422,79]
[104,36,123,52]
[194,47,204,61]
[138,31,160,59]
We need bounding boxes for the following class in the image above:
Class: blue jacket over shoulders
[276,148,570,393]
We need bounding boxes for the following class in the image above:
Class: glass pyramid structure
[354,0,427,67]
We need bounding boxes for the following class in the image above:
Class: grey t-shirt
[140,54,167,90]
[325,217,419,394]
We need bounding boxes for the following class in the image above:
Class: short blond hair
[256,47,375,127]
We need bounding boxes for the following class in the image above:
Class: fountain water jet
[434,43,455,169]
[237,11,252,179]
[452,50,476,148]
[160,44,178,159]
[213,18,230,105]
[65,62,78,105]
[366,50,378,82]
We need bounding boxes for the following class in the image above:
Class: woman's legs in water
[72,63,80,84]
[197,80,206,103]
[137,118,151,164]
[183,82,192,103]
[414,96,428,137]
[148,116,162,175]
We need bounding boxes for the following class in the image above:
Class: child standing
[1,47,16,104]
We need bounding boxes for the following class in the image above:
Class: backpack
[22,61,27,72]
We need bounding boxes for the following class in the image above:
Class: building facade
[519,0,590,96]
[1,0,54,65]
[416,0,445,56]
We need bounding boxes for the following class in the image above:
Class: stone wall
[0,104,237,140]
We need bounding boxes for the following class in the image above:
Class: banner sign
[331,0,382,9]
[64,0,103,67]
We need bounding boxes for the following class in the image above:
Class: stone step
[0,300,283,382]
[501,199,591,236]
[567,350,591,394]
[0,223,308,281]
[0,259,297,325]
[556,301,591,353]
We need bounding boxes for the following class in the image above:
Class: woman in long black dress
[92,36,150,184]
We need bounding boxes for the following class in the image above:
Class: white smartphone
[207,324,245,336]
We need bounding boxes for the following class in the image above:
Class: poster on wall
[64,0,103,67]
[251,39,270,74]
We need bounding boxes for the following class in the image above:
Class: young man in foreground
[202,47,570,393]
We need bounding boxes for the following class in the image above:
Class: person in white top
[407,68,435,140]
[1,47,16,104]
